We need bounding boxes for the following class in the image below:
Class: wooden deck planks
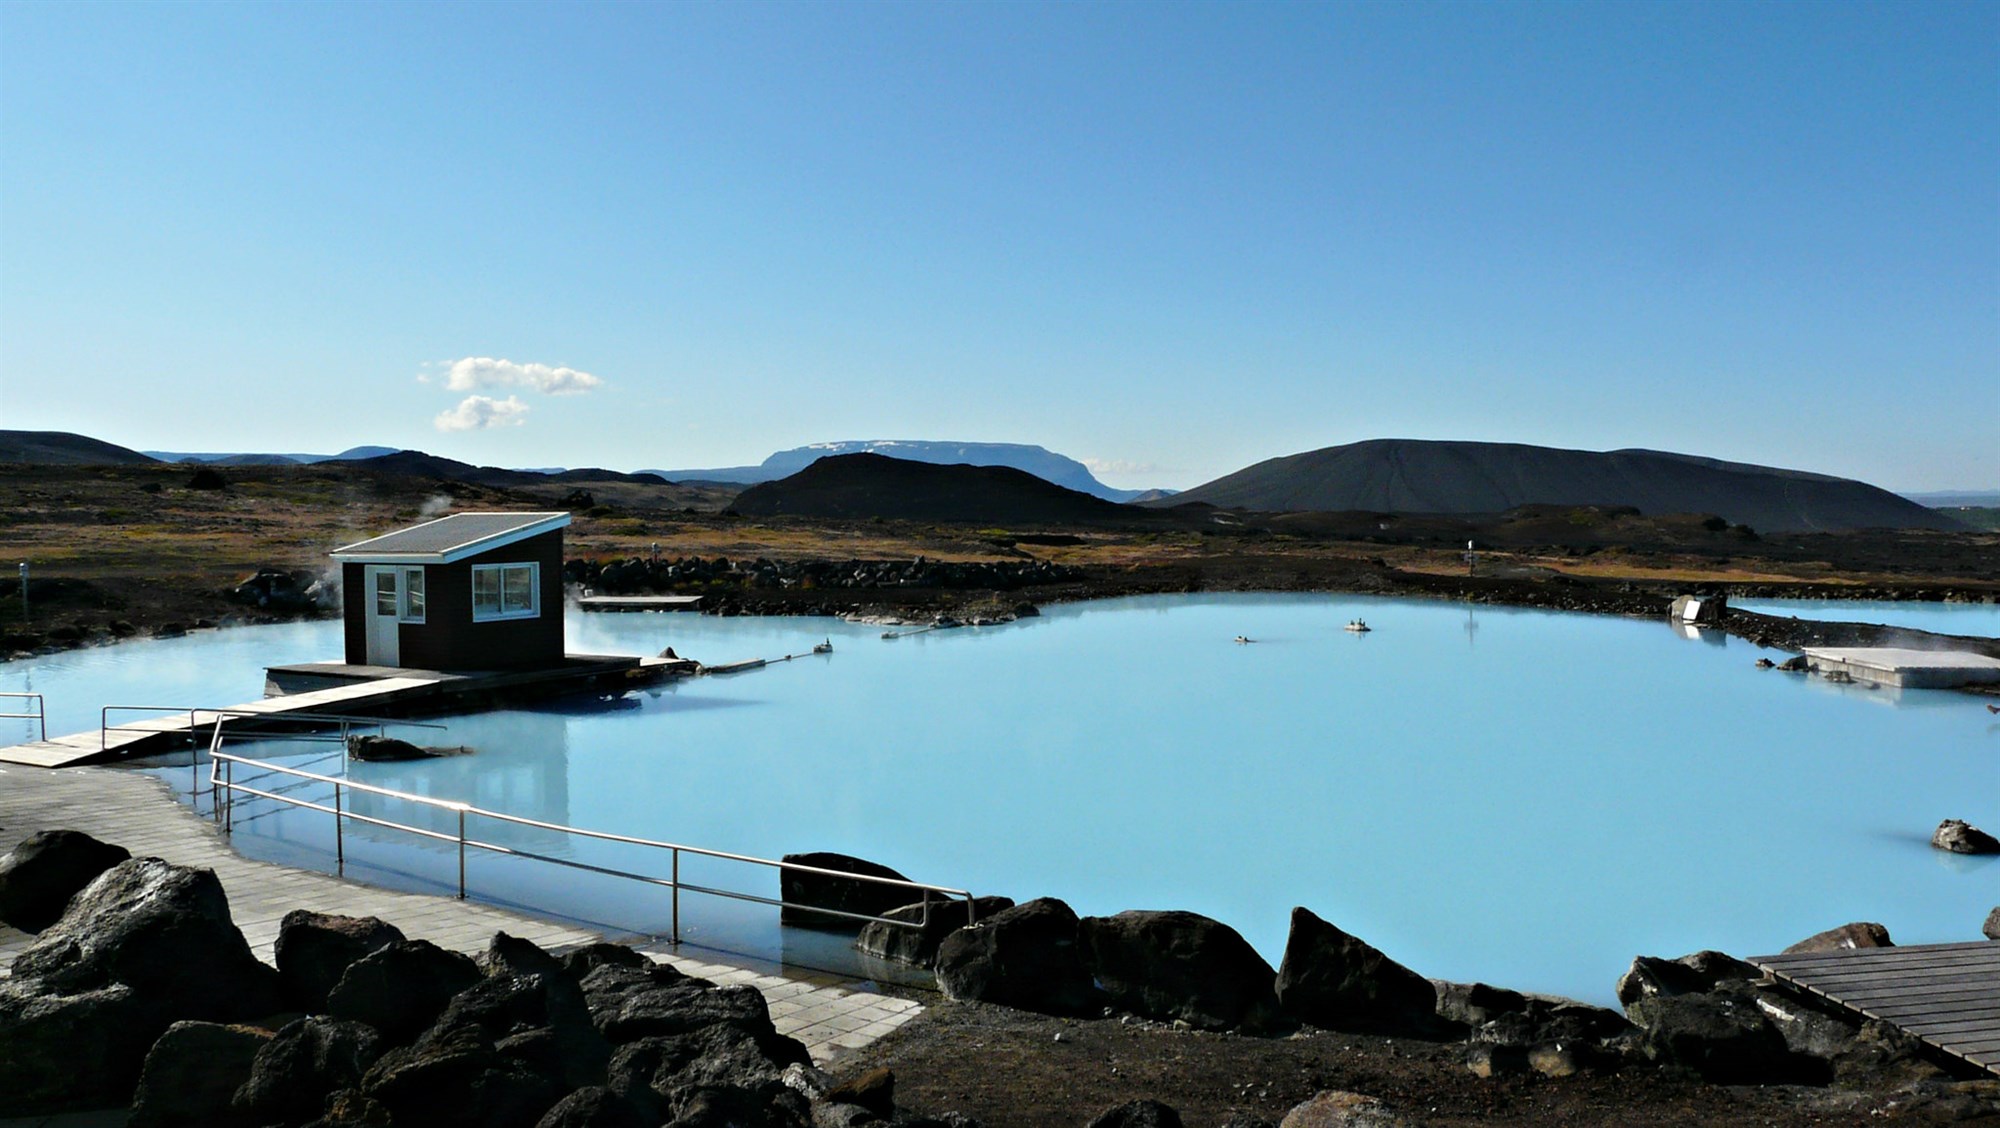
[1755,943,2000,1077]
[0,677,444,768]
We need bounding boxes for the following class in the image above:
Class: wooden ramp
[0,677,445,768]
[1754,942,2000,1077]
[0,653,680,770]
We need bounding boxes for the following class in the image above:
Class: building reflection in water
[339,707,574,856]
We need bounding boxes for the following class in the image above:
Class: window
[472,562,538,621]
[401,568,425,623]
[374,571,398,615]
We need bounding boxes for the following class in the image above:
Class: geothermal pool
[6,594,1995,1004]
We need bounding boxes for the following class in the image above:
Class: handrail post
[457,809,467,899]
[223,758,234,833]
[671,848,680,944]
[334,782,344,871]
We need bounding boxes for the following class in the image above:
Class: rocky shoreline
[6,549,1997,666]
[4,830,1997,1126]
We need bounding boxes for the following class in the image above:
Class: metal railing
[1,692,45,742]
[93,704,446,797]
[207,745,977,944]
[101,705,209,752]
[196,711,445,801]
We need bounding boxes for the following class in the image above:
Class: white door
[364,566,401,666]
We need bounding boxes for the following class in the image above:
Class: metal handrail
[196,710,447,804]
[207,746,977,944]
[197,709,447,745]
[101,704,450,754]
[101,705,207,752]
[0,692,46,742]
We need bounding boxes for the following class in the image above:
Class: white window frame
[400,567,426,624]
[472,561,539,622]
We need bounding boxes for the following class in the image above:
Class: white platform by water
[577,595,704,612]
[1802,647,2000,689]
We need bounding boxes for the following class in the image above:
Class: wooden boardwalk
[0,677,444,768]
[0,655,667,769]
[1754,943,2000,1077]
[0,763,922,1067]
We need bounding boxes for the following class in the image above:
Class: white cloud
[434,395,529,432]
[441,356,603,396]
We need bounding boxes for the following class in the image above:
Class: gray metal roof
[330,512,570,563]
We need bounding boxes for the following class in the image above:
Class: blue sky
[2,1,1993,491]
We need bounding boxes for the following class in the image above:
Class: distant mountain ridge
[1902,490,2000,509]
[1154,439,1959,533]
[343,450,668,486]
[729,452,1141,524]
[140,446,400,464]
[647,440,1159,502]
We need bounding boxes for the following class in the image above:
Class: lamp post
[17,562,25,623]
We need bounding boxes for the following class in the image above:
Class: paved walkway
[0,763,922,1073]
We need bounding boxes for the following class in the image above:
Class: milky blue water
[4,595,1995,1005]
[1732,598,2000,638]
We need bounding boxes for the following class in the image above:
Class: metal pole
[17,562,26,624]
[457,809,467,899]
[223,759,234,833]
[671,848,680,943]
[334,783,344,870]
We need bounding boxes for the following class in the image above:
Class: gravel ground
[841,997,2000,1126]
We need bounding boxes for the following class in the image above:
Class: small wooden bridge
[1755,942,2000,1077]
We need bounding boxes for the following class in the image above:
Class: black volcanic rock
[1153,439,1960,533]
[1272,907,1438,1036]
[934,898,1104,1016]
[1081,909,1284,1033]
[0,830,131,933]
[274,910,407,1012]
[779,851,914,930]
[728,453,1142,525]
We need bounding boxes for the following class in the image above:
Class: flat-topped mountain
[1155,440,1959,533]
[649,440,1156,502]
[729,452,1141,524]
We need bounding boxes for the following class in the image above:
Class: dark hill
[729,453,1140,524]
[0,430,158,465]
[1156,440,1959,534]
[646,439,1157,501]
[343,451,665,486]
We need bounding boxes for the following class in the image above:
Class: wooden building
[330,512,570,670]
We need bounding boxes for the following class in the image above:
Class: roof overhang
[330,512,571,565]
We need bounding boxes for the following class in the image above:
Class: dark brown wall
[342,562,367,665]
[340,528,566,671]
[399,529,565,671]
